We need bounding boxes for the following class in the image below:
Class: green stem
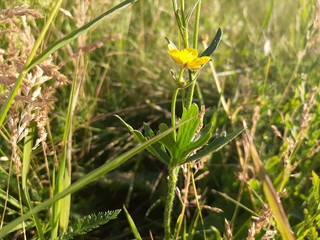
[171,69,184,140]
[172,0,178,12]
[179,0,188,48]
[164,165,180,240]
[171,87,179,141]
[193,0,201,49]
[185,71,195,109]
[184,0,201,110]
[185,0,201,109]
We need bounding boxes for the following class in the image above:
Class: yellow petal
[168,49,185,65]
[185,48,198,58]
[179,49,197,64]
[168,48,210,70]
[187,56,211,70]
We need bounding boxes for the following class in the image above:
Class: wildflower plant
[117,0,244,239]
[0,0,316,239]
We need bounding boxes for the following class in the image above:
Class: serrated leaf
[158,123,176,155]
[179,133,211,165]
[116,116,170,164]
[178,122,214,165]
[143,123,171,164]
[201,28,222,57]
[185,128,244,163]
[176,104,201,151]
[57,210,121,240]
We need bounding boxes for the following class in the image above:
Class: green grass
[0,0,319,239]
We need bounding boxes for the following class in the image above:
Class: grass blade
[22,123,45,239]
[0,115,196,239]
[186,128,244,163]
[0,0,136,129]
[245,132,295,240]
[123,205,142,240]
[28,0,137,70]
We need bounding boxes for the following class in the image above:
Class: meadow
[0,0,319,239]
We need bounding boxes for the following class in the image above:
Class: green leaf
[200,28,222,57]
[123,206,142,240]
[248,133,295,240]
[158,123,176,155]
[176,104,201,152]
[143,123,171,164]
[29,0,137,70]
[180,123,214,164]
[115,115,147,143]
[185,128,244,163]
[57,210,121,240]
[311,171,319,202]
[116,116,170,164]
[262,0,273,29]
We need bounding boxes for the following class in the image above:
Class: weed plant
[0,0,319,239]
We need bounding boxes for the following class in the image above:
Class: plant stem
[164,165,180,240]
[171,87,179,141]
[185,70,195,109]
[193,0,201,49]
[179,0,188,48]
[174,164,190,239]
[185,0,201,110]
[171,69,184,141]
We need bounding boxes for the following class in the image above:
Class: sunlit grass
[0,0,319,239]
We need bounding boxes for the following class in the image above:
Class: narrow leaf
[116,117,170,164]
[246,133,295,240]
[262,0,274,29]
[181,132,211,164]
[158,123,176,155]
[123,206,142,240]
[143,123,171,164]
[186,128,244,163]
[28,0,137,70]
[22,124,35,190]
[115,115,147,143]
[200,28,222,57]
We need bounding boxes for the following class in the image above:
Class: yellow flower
[168,48,210,71]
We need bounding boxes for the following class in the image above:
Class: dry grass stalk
[224,218,233,240]
[247,205,274,240]
[0,5,43,21]
[0,5,68,173]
